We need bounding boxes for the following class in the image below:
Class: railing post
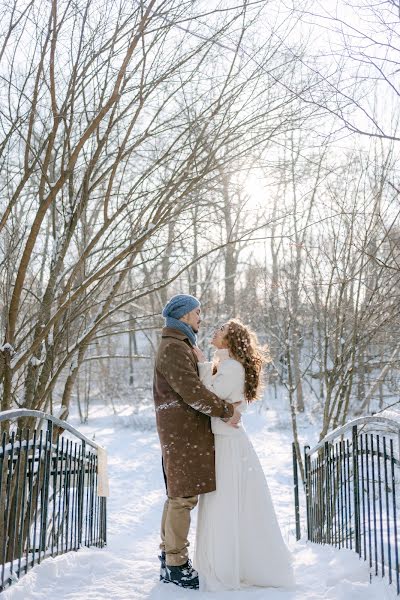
[352,425,361,555]
[39,420,53,559]
[103,498,107,547]
[77,441,86,549]
[324,441,331,544]
[292,443,301,541]
[304,445,311,541]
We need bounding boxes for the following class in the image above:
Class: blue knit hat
[162,294,200,320]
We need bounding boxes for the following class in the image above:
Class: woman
[193,319,294,592]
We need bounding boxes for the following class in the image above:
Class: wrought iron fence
[293,416,400,594]
[0,409,108,592]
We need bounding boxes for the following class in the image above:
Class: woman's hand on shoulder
[193,346,206,362]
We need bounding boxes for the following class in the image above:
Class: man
[153,294,241,590]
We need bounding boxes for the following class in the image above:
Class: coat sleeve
[198,360,244,403]
[157,342,234,419]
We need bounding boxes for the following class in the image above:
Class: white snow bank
[4,541,394,600]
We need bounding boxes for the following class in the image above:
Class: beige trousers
[160,496,198,566]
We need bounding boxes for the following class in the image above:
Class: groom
[153,294,241,590]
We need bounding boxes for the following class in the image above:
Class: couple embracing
[153,294,294,592]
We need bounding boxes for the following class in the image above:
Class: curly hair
[223,319,269,402]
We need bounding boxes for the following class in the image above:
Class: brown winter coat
[153,327,234,497]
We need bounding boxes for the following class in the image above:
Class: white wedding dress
[194,349,294,592]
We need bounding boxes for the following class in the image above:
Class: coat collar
[162,327,190,342]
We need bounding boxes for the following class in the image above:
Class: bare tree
[0,0,305,421]
[296,0,400,142]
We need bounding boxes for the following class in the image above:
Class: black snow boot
[159,551,166,581]
[164,559,199,589]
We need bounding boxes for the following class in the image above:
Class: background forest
[1,0,400,474]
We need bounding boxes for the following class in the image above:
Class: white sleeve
[197,361,213,388]
[198,360,241,401]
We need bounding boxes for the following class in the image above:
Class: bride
[193,319,294,592]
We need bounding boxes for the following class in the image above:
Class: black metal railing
[0,409,108,592]
[293,416,400,594]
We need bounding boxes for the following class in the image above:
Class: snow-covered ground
[2,403,396,600]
